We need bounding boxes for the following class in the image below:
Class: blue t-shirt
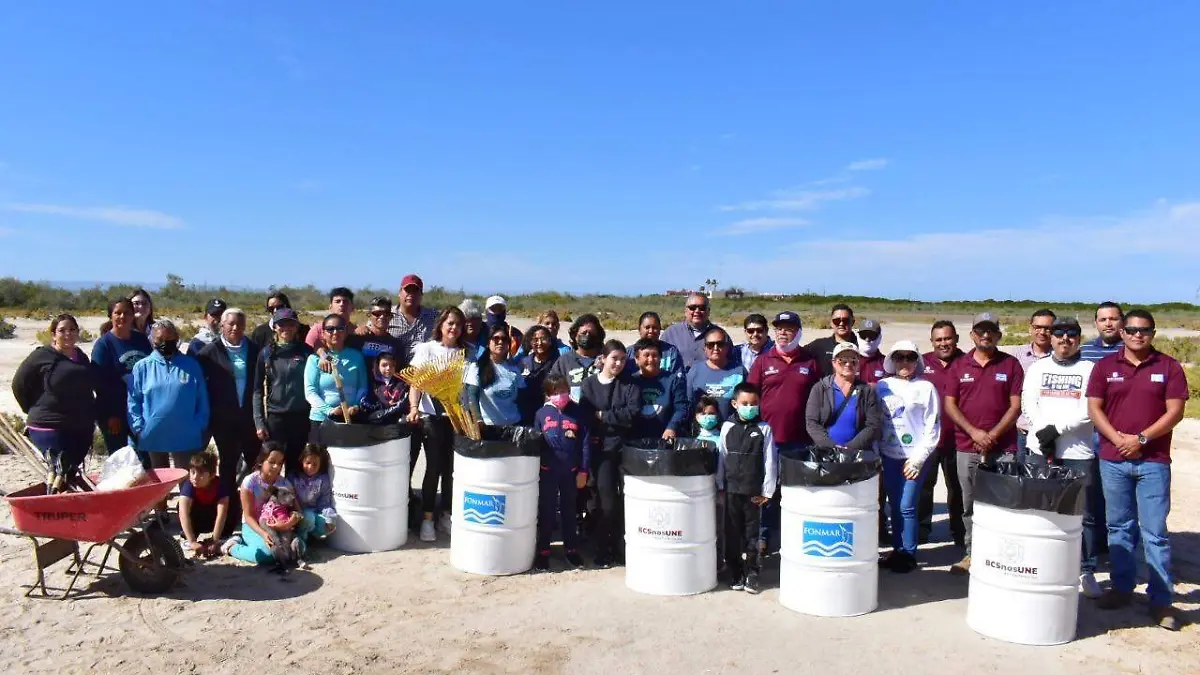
[464,360,526,426]
[226,340,249,404]
[828,387,861,446]
[90,330,152,418]
[685,362,747,422]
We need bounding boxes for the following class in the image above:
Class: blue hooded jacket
[127,350,210,453]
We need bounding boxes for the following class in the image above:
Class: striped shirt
[387,306,440,360]
[1079,337,1123,363]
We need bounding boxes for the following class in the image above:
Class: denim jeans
[1024,453,1102,573]
[1099,459,1173,608]
[1015,431,1028,464]
[882,455,934,556]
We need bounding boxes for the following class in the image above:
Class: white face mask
[861,333,882,357]
[776,327,804,354]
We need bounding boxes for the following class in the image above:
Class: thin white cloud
[718,217,810,236]
[718,186,870,212]
[4,203,185,229]
[846,158,889,171]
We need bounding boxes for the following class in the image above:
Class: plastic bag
[779,445,881,487]
[96,446,148,492]
[622,437,717,477]
[454,426,543,458]
[974,460,1087,515]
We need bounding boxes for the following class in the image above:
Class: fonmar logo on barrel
[801,520,854,558]
[462,491,506,526]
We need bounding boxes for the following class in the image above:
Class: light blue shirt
[464,360,526,426]
[225,339,249,404]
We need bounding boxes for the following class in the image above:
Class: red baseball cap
[401,274,423,291]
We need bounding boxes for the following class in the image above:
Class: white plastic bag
[96,446,148,492]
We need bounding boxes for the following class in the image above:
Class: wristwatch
[1137,433,1148,446]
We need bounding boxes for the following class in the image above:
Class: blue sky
[1,2,1198,303]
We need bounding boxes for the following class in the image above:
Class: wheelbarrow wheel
[118,525,185,594]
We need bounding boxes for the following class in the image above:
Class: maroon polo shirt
[923,349,965,450]
[747,346,820,446]
[859,353,887,385]
[946,349,1025,453]
[1085,347,1190,463]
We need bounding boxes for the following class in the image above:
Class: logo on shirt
[462,491,506,526]
[1150,373,1165,383]
[797,367,810,375]
[1107,371,1125,383]
[924,366,935,374]
[179,371,190,384]
[802,520,854,558]
[995,373,1008,382]
[873,369,884,378]
[1039,373,1083,399]
[765,366,779,376]
[960,374,975,383]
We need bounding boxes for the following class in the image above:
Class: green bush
[0,317,14,339]
[34,328,95,346]
[1156,337,1200,366]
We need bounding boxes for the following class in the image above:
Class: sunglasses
[1124,326,1154,336]
[370,310,393,317]
[687,304,709,311]
[892,353,918,363]
[323,325,346,333]
[489,335,509,343]
[831,318,852,326]
[704,341,727,349]
[859,332,879,341]
[745,327,766,335]
[1052,329,1082,338]
[835,358,859,366]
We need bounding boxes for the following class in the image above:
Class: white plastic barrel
[780,475,879,616]
[327,435,411,553]
[624,474,717,596]
[451,454,540,575]
[967,502,1083,645]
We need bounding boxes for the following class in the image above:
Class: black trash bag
[974,460,1087,515]
[453,426,543,459]
[779,446,881,487]
[621,437,717,477]
[318,420,413,447]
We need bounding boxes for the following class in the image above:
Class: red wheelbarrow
[0,468,189,599]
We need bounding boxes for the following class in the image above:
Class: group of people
[9,281,1189,629]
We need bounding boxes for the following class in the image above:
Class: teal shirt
[226,340,249,404]
[303,348,368,422]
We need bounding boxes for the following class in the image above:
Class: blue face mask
[697,413,719,430]
[737,405,760,422]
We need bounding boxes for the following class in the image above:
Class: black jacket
[196,338,261,431]
[12,346,96,435]
[250,320,310,351]
[252,340,313,430]
[804,334,862,378]
[579,374,642,457]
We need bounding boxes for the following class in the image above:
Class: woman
[580,340,641,568]
[458,298,485,359]
[805,342,881,450]
[519,324,559,423]
[876,340,940,573]
[406,307,468,542]
[90,298,152,453]
[464,323,526,428]
[684,327,746,422]
[630,338,687,440]
[537,310,572,355]
[130,288,155,334]
[253,308,314,475]
[549,313,605,402]
[304,313,368,433]
[128,320,210,469]
[624,312,683,377]
[12,314,97,489]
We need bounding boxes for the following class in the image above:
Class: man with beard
[388,274,440,361]
[917,320,967,547]
[805,304,861,377]
[942,312,1024,576]
[1080,301,1125,363]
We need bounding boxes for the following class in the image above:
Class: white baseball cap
[485,295,506,310]
[832,342,860,360]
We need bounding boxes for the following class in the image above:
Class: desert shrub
[176,322,200,344]
[0,317,14,339]
[35,328,96,346]
[1156,337,1200,366]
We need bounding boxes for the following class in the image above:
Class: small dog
[260,485,302,576]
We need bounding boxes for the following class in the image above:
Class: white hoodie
[875,376,940,466]
[1021,356,1095,460]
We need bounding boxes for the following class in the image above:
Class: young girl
[178,452,232,557]
[223,442,300,564]
[292,444,338,550]
[533,375,589,571]
[360,352,409,423]
[694,396,722,443]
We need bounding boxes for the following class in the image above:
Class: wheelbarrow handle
[0,525,24,537]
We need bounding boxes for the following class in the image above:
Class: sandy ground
[0,314,1197,674]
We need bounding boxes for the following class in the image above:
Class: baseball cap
[972,312,1000,330]
[272,308,299,324]
[858,318,881,336]
[205,298,228,317]
[401,274,424,291]
[832,342,861,360]
[1051,316,1082,332]
[485,295,507,310]
[772,311,802,327]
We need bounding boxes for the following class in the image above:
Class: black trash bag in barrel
[779,446,881,487]
[453,426,543,458]
[622,437,717,477]
[318,420,413,447]
[974,461,1086,515]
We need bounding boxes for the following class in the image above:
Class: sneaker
[744,570,761,594]
[1096,589,1133,610]
[729,576,745,591]
[438,513,453,534]
[564,552,585,569]
[890,552,918,574]
[419,519,437,542]
[593,554,614,569]
[878,551,897,569]
[533,553,550,572]
[220,537,238,556]
[1079,572,1103,599]
[918,529,932,545]
[1151,606,1182,632]
[949,555,971,576]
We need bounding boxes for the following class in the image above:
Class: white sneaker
[419,519,437,542]
[220,537,239,556]
[438,513,453,534]
[1080,572,1102,598]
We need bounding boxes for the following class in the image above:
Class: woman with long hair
[130,288,155,334]
[464,322,526,429]
[548,313,606,403]
[519,324,560,423]
[90,298,152,453]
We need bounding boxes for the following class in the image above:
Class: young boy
[533,374,589,571]
[179,452,233,558]
[717,382,778,593]
[359,351,409,423]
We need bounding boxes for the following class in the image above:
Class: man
[684,327,746,421]
[1087,309,1189,631]
[388,274,440,360]
[856,318,885,384]
[1080,301,1125,363]
[196,308,261,495]
[918,320,966,547]
[250,292,309,349]
[1021,316,1103,599]
[805,304,860,376]
[735,313,774,371]
[747,311,821,553]
[943,312,1024,575]
[304,287,356,349]
[662,292,722,370]
[1014,309,1056,455]
[484,295,524,358]
[187,298,227,355]
[350,296,407,383]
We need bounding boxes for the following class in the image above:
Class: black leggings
[265,413,312,477]
[420,416,454,516]
[214,426,260,496]
[592,450,624,558]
